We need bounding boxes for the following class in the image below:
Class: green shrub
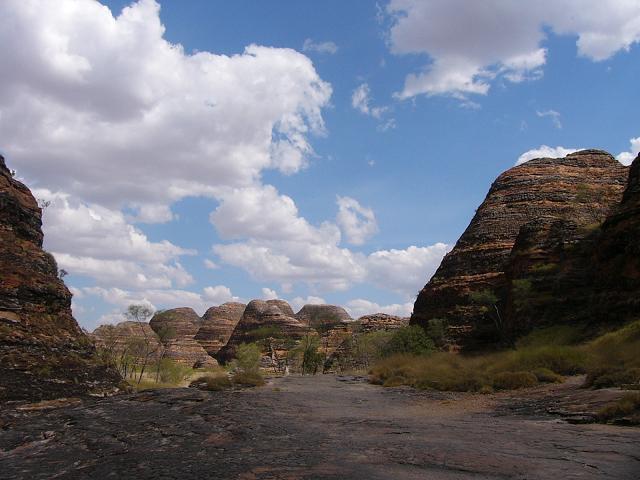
[426,319,447,347]
[230,343,264,387]
[295,334,323,375]
[529,263,559,274]
[156,358,194,384]
[235,343,261,372]
[245,326,283,341]
[382,325,435,357]
[493,371,538,390]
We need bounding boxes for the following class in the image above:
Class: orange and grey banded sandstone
[411,150,629,348]
[195,302,246,355]
[149,308,217,367]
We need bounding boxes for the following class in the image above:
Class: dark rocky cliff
[0,155,120,401]
[411,150,629,348]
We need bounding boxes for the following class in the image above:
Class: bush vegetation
[597,392,640,425]
[192,373,233,391]
[382,325,435,357]
[370,320,640,392]
[230,343,265,387]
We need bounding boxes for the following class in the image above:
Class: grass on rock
[370,320,640,392]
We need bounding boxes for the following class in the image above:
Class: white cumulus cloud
[617,137,640,166]
[336,196,379,246]
[345,299,413,319]
[516,146,582,166]
[386,0,640,99]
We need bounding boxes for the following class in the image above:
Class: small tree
[234,343,261,373]
[426,318,448,348]
[124,304,156,385]
[295,334,323,375]
[154,325,176,382]
[231,343,264,386]
[95,324,119,368]
[470,289,506,341]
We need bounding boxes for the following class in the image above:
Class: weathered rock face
[504,154,640,336]
[149,308,217,368]
[216,299,309,364]
[195,302,245,355]
[411,150,629,348]
[590,153,640,322]
[93,321,160,352]
[356,314,409,332]
[295,304,352,329]
[322,314,409,373]
[0,155,121,401]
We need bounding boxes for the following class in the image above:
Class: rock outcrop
[591,154,640,322]
[149,308,217,368]
[0,155,120,401]
[295,304,352,329]
[93,321,160,352]
[411,150,629,348]
[216,299,309,365]
[356,314,409,332]
[195,302,245,355]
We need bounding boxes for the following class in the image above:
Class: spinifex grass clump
[583,320,640,389]
[597,392,640,425]
[370,320,640,392]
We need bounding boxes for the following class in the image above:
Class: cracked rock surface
[1,375,639,479]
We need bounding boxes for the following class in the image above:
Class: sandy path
[1,375,638,479]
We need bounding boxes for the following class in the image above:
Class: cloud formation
[345,299,414,319]
[352,83,387,119]
[303,38,338,55]
[387,0,640,99]
[536,110,563,129]
[0,0,332,210]
[336,196,379,245]
[516,146,581,166]
[617,137,640,166]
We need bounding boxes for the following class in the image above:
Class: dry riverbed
[1,375,639,479]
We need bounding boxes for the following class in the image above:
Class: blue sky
[1,0,639,329]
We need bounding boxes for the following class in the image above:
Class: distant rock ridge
[93,321,161,352]
[195,302,245,355]
[411,149,630,348]
[216,299,309,364]
[0,155,121,401]
[149,308,217,367]
[295,304,352,329]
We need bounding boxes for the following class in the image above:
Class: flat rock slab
[1,376,639,479]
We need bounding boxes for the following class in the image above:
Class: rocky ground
[1,375,639,479]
